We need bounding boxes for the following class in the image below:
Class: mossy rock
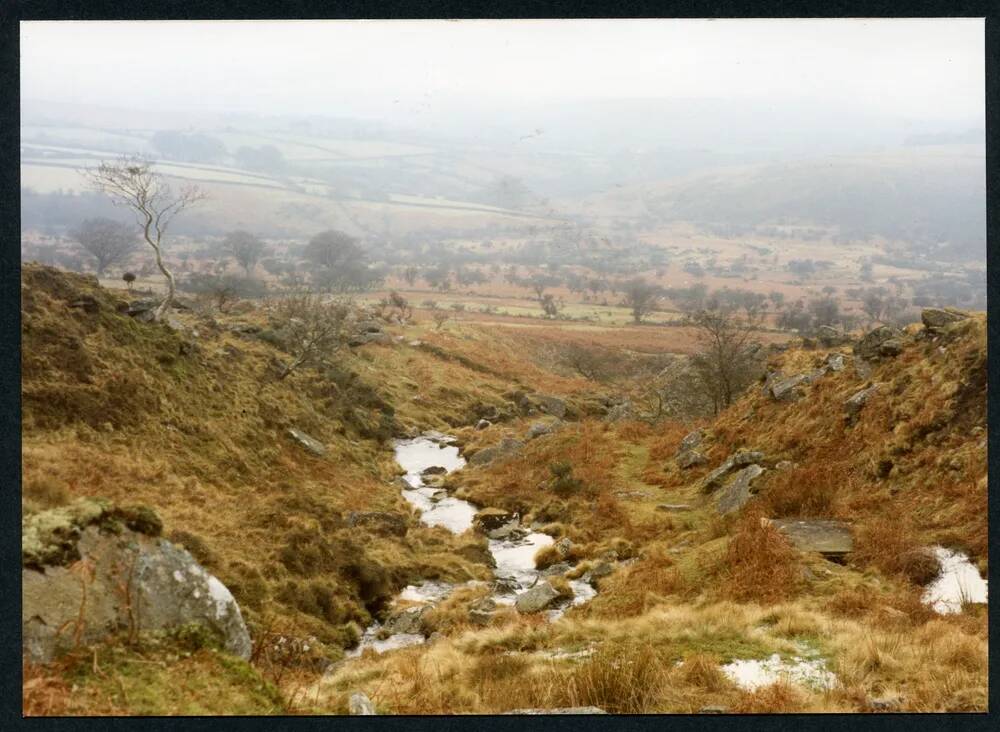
[22,498,163,569]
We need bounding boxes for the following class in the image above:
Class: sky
[21,18,985,124]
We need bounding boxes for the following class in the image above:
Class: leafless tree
[621,278,661,324]
[689,308,764,415]
[69,217,138,277]
[84,156,205,321]
[223,230,269,276]
[269,294,350,382]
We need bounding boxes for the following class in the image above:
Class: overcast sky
[21,19,984,124]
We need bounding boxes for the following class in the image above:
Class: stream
[349,433,596,656]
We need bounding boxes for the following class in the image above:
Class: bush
[549,461,583,497]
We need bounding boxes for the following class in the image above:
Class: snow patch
[721,654,837,691]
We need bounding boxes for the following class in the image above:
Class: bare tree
[269,294,350,382]
[621,278,661,324]
[69,217,139,277]
[223,230,269,276]
[689,308,764,414]
[84,156,205,321]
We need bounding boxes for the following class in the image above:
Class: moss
[22,498,164,569]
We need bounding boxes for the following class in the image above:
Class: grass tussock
[719,508,800,604]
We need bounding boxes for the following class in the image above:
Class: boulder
[677,429,705,453]
[287,428,327,457]
[603,401,634,422]
[824,353,845,372]
[767,519,853,556]
[589,561,614,579]
[382,606,428,635]
[878,339,903,358]
[717,464,765,515]
[515,582,561,614]
[769,374,808,402]
[23,501,251,664]
[541,562,573,577]
[468,597,498,626]
[349,692,376,715]
[533,394,567,419]
[921,307,968,332]
[475,419,492,431]
[468,437,523,466]
[816,325,850,347]
[421,465,448,476]
[676,450,707,469]
[701,450,764,493]
[554,537,573,558]
[473,507,517,534]
[845,384,879,423]
[854,325,903,361]
[505,707,607,715]
[527,419,561,439]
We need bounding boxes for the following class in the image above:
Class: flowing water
[922,546,988,614]
[351,433,597,655]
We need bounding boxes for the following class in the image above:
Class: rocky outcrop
[768,374,809,402]
[845,384,880,424]
[816,325,851,347]
[23,500,251,664]
[678,429,704,453]
[921,307,968,332]
[717,464,765,515]
[675,430,708,469]
[701,450,764,493]
[515,582,561,613]
[854,325,904,361]
[824,353,845,372]
[766,518,853,557]
[533,394,568,419]
[287,428,327,457]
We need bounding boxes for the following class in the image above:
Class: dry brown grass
[719,508,800,604]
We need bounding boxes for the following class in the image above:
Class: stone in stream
[349,692,376,715]
[766,519,854,557]
[505,707,607,714]
[717,464,765,515]
[286,428,327,456]
[515,581,561,613]
[381,605,429,635]
[541,561,573,577]
[473,507,518,534]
